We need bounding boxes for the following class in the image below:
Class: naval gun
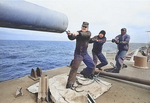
[0,0,68,33]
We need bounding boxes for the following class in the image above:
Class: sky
[0,0,150,43]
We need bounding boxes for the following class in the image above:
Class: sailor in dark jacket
[89,30,108,73]
[66,22,95,88]
[111,28,130,73]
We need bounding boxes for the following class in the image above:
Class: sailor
[66,22,95,88]
[89,30,108,73]
[111,28,130,73]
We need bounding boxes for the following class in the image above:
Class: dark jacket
[115,34,130,51]
[68,30,91,55]
[89,35,106,55]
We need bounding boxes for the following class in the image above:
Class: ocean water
[0,40,147,82]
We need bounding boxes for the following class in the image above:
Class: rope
[76,78,95,86]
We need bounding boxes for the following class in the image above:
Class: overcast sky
[0,0,150,43]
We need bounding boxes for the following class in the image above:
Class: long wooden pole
[97,71,150,86]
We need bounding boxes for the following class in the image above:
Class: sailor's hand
[66,30,71,35]
[94,38,98,42]
[112,39,119,44]
[115,40,119,44]
[112,39,116,43]
[72,32,79,36]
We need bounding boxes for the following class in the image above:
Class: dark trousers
[93,52,108,72]
[67,53,95,85]
[115,50,127,71]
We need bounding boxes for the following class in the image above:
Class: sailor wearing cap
[111,28,130,73]
[66,22,95,88]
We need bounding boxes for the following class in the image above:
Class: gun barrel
[0,0,68,33]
